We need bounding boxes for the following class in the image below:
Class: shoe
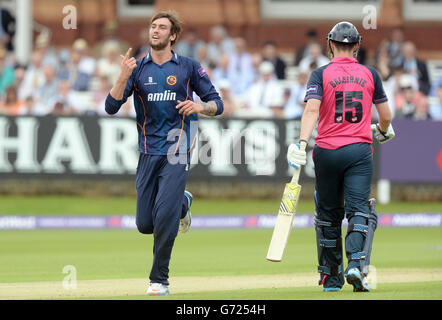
[323,287,341,292]
[346,268,370,292]
[147,282,170,296]
[179,191,193,233]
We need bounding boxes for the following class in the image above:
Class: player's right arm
[105,48,137,115]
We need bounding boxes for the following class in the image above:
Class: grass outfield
[1,228,441,299]
[0,195,441,215]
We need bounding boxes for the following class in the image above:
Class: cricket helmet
[327,21,361,58]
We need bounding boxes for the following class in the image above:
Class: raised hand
[119,48,137,81]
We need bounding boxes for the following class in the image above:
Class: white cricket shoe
[179,191,193,233]
[147,282,170,296]
[346,268,370,292]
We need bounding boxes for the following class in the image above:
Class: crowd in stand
[0,15,441,121]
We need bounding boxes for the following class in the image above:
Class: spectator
[429,82,442,120]
[49,79,83,115]
[394,74,427,118]
[175,28,205,61]
[34,32,59,69]
[34,64,59,110]
[227,37,255,96]
[239,61,284,118]
[387,28,405,68]
[294,29,318,66]
[284,71,309,119]
[73,38,96,76]
[374,41,392,81]
[0,85,24,115]
[412,95,431,120]
[298,42,329,73]
[0,47,14,96]
[400,41,431,95]
[18,50,45,100]
[59,39,92,91]
[384,66,418,117]
[262,40,286,80]
[96,40,122,85]
[429,75,442,97]
[21,96,34,115]
[216,79,239,117]
[0,7,15,52]
[212,54,229,85]
[133,28,150,59]
[206,25,235,66]
[195,43,211,70]
[92,75,113,116]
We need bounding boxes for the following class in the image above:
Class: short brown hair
[150,10,182,46]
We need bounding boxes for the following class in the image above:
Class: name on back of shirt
[329,76,367,88]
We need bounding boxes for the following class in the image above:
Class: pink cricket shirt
[304,57,388,149]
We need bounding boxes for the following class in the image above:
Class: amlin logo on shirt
[147,90,177,102]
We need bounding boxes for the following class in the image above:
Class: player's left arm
[299,98,321,143]
[176,61,223,117]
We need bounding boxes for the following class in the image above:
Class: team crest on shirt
[166,75,177,85]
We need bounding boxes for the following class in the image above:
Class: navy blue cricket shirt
[105,50,223,155]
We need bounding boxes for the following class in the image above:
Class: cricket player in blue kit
[105,11,223,296]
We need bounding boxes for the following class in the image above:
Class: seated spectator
[58,40,92,91]
[20,96,34,115]
[238,61,284,118]
[387,28,405,68]
[400,41,431,95]
[294,29,318,67]
[227,37,255,96]
[133,28,150,59]
[374,41,392,81]
[429,75,442,97]
[0,47,14,96]
[96,40,122,85]
[298,42,329,73]
[92,75,113,116]
[46,80,83,115]
[429,82,442,120]
[195,43,211,70]
[0,85,24,115]
[34,64,59,109]
[206,25,235,66]
[34,32,59,69]
[216,79,239,118]
[412,95,431,120]
[384,66,418,117]
[19,50,45,100]
[284,71,309,119]
[394,75,427,118]
[175,28,205,61]
[73,38,96,76]
[212,54,229,85]
[262,40,286,80]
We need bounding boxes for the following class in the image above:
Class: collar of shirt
[143,49,179,64]
[331,56,357,64]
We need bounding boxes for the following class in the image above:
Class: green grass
[1,228,441,284]
[102,281,442,300]
[0,195,441,215]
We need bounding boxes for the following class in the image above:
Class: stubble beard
[149,38,170,51]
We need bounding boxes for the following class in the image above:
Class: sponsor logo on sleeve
[198,67,207,77]
[306,85,318,95]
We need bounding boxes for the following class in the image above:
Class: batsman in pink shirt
[287,22,395,292]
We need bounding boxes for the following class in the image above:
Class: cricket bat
[266,141,307,262]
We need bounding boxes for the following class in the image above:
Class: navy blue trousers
[313,143,373,287]
[135,154,190,285]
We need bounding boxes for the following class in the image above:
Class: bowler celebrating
[105,11,223,295]
[287,22,395,292]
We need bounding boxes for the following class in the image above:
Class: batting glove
[371,123,395,144]
[287,143,307,169]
